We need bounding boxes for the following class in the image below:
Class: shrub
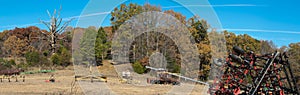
[8,59,16,65]
[16,62,29,70]
[59,47,71,67]
[43,50,49,56]
[132,61,146,74]
[0,58,5,63]
[51,53,61,66]
[25,51,40,66]
[0,58,7,69]
[167,61,181,73]
[0,59,15,68]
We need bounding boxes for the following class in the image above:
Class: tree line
[0,26,72,70]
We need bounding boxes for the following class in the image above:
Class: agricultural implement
[75,75,107,82]
[145,66,208,85]
[0,68,25,82]
[74,65,107,82]
[145,66,180,85]
[209,46,299,95]
[147,71,180,85]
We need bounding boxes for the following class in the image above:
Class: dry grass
[0,60,208,95]
[0,67,83,95]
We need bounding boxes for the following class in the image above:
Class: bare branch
[46,10,51,18]
[54,18,58,32]
[40,31,49,36]
[57,5,62,19]
[57,25,68,34]
[56,18,63,32]
[40,20,51,32]
[53,9,57,18]
[57,18,74,34]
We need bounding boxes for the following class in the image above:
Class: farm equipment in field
[145,66,180,85]
[145,66,208,85]
[0,68,25,82]
[147,71,180,85]
[74,65,107,82]
[22,70,55,74]
[209,46,299,95]
[75,75,107,82]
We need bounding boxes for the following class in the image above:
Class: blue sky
[0,0,299,47]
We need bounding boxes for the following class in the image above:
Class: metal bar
[250,52,280,95]
[286,60,300,94]
[282,64,293,91]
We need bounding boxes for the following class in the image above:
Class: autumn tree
[110,3,161,32]
[223,30,237,51]
[110,3,161,62]
[287,42,300,87]
[260,40,276,54]
[278,46,288,53]
[3,36,31,58]
[187,16,210,43]
[0,31,9,57]
[164,10,186,24]
[185,15,212,80]
[223,31,261,53]
[235,34,261,52]
[3,27,50,54]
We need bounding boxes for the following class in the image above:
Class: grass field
[0,60,208,95]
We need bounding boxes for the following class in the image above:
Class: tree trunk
[50,33,56,55]
[101,52,104,61]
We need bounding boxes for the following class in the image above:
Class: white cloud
[0,23,40,29]
[1,11,110,30]
[223,28,300,34]
[162,4,259,9]
[1,4,260,30]
[63,11,110,21]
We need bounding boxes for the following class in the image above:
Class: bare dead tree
[40,6,73,55]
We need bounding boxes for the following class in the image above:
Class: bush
[132,61,146,74]
[40,56,50,66]
[51,53,61,66]
[167,61,181,73]
[0,58,5,63]
[43,50,49,57]
[16,62,29,70]
[59,47,71,67]
[0,59,15,68]
[0,58,7,69]
[8,59,16,66]
[25,51,40,66]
